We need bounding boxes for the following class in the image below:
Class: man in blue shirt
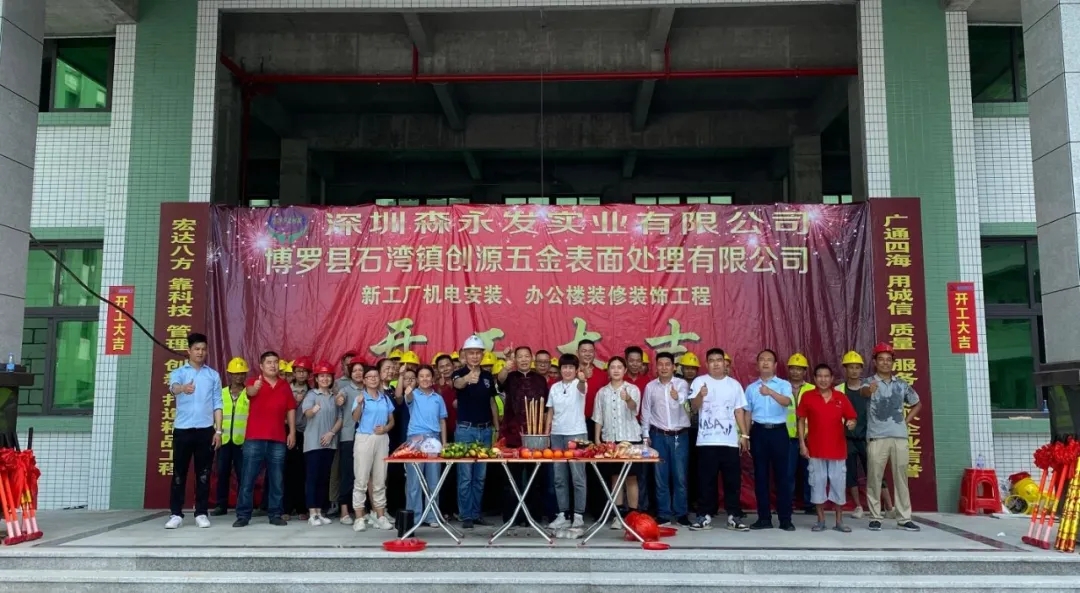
[164,333,223,530]
[451,335,500,529]
[744,349,795,531]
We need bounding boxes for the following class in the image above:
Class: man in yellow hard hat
[399,351,421,372]
[211,357,250,517]
[680,352,700,382]
[451,350,463,371]
[785,353,816,514]
[841,350,894,521]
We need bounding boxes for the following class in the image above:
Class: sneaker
[427,522,440,528]
[780,522,796,532]
[726,515,749,531]
[689,514,712,531]
[657,517,673,527]
[195,515,211,529]
[898,521,921,532]
[209,507,227,517]
[852,506,864,519]
[868,520,882,531]
[609,517,623,530]
[749,520,773,530]
[571,513,584,529]
[269,517,288,526]
[474,517,492,527]
[308,516,322,527]
[548,514,569,530]
[677,516,693,527]
[340,515,354,526]
[164,515,183,529]
[374,515,394,530]
[462,519,474,529]
[232,518,249,528]
[327,502,341,517]
[353,517,367,532]
[318,515,333,526]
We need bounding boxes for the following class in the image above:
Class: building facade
[0,0,1067,510]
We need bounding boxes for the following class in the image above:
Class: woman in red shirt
[796,364,857,533]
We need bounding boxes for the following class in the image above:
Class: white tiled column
[0,0,43,359]
[945,11,993,467]
[1023,2,1080,364]
[189,1,221,204]
[855,0,891,198]
[88,24,138,510]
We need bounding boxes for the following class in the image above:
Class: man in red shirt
[797,363,856,533]
[234,351,297,527]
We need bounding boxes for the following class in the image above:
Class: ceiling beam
[632,8,675,131]
[401,12,432,54]
[402,12,467,132]
[463,151,482,181]
[432,83,465,131]
[941,0,976,10]
[622,151,638,179]
[250,95,295,138]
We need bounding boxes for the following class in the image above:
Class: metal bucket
[522,434,550,450]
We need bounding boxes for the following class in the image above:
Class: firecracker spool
[1053,457,1080,553]
[1023,438,1080,550]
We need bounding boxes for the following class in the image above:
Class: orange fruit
[521,449,533,459]
[552,450,563,459]
[543,449,554,459]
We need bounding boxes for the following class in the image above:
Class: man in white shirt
[688,348,750,531]
[641,352,691,526]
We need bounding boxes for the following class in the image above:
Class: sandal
[832,524,852,533]
[811,522,827,532]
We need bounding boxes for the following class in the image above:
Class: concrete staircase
[3,549,1080,592]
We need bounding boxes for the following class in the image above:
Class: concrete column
[0,0,44,360]
[847,78,868,201]
[278,139,310,205]
[788,135,823,203]
[1023,3,1080,363]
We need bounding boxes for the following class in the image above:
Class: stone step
[5,549,1080,577]
[3,570,1080,593]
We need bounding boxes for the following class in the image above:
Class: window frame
[39,38,115,113]
[982,237,1044,415]
[969,26,1026,104]
[22,241,103,416]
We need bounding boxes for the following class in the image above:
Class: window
[504,196,600,205]
[39,38,114,112]
[375,197,469,206]
[20,243,102,415]
[634,195,733,205]
[982,238,1043,412]
[824,195,854,204]
[969,26,1026,103]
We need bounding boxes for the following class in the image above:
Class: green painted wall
[981,222,1036,237]
[882,0,968,509]
[109,0,198,509]
[38,112,112,127]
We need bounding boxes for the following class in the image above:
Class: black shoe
[677,516,693,527]
[209,507,227,517]
[474,517,492,527]
[269,517,288,526]
[868,520,882,531]
[780,522,796,532]
[898,521,921,532]
[657,517,673,527]
[749,520,774,530]
[232,518,249,528]
[462,519,474,529]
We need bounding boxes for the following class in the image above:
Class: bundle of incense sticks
[525,397,547,435]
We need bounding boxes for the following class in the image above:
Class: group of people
[165,331,921,535]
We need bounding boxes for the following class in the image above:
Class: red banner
[868,198,937,511]
[204,204,876,385]
[106,286,135,356]
[144,203,211,509]
[947,282,978,354]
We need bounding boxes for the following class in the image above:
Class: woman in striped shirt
[591,356,643,529]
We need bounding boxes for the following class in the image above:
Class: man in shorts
[797,364,856,533]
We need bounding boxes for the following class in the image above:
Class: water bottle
[975,454,985,469]
[4,353,13,373]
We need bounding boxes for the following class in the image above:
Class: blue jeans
[651,428,689,519]
[236,439,286,521]
[788,438,813,509]
[406,433,443,523]
[455,424,491,521]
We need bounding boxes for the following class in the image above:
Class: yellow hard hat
[641,352,650,364]
[841,351,865,366]
[530,361,536,369]
[227,357,249,374]
[279,360,293,374]
[724,352,731,362]
[432,352,447,365]
[787,353,809,368]
[450,350,459,360]
[481,351,497,366]
[681,352,700,368]
[492,359,506,375]
[389,349,405,360]
[400,351,420,365]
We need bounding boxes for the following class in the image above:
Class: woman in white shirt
[592,356,643,528]
[545,353,589,530]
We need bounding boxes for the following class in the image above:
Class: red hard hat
[313,361,335,375]
[342,349,359,358]
[872,342,893,356]
[293,356,314,371]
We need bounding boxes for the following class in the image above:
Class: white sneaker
[194,515,211,529]
[572,513,584,529]
[340,515,354,525]
[318,515,333,525]
[164,515,183,529]
[609,517,622,530]
[353,517,367,532]
[852,506,864,519]
[374,515,394,530]
[308,516,322,526]
[548,514,569,529]
[366,514,376,526]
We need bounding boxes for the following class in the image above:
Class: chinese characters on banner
[869,198,938,511]
[947,282,979,354]
[106,286,135,355]
[143,203,210,509]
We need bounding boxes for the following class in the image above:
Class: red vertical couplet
[868,198,938,512]
[143,203,212,509]
[106,286,135,356]
[946,282,979,354]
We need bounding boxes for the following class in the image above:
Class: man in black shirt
[842,351,894,519]
[451,335,500,528]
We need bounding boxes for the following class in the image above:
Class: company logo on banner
[868,198,937,511]
[106,286,135,355]
[947,282,979,354]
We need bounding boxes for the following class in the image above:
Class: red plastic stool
[958,468,1002,515]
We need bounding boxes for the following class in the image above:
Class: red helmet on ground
[872,342,893,356]
[293,356,314,371]
[313,361,335,375]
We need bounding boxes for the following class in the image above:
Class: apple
[568,441,578,450]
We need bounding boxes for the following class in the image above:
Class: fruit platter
[493,440,659,460]
[439,442,502,459]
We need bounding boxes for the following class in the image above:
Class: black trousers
[283,432,306,515]
[697,446,742,518]
[751,423,792,523]
[170,427,215,517]
[214,442,243,510]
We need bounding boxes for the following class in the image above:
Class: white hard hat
[461,335,485,351]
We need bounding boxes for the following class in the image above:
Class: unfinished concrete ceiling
[45,0,135,36]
